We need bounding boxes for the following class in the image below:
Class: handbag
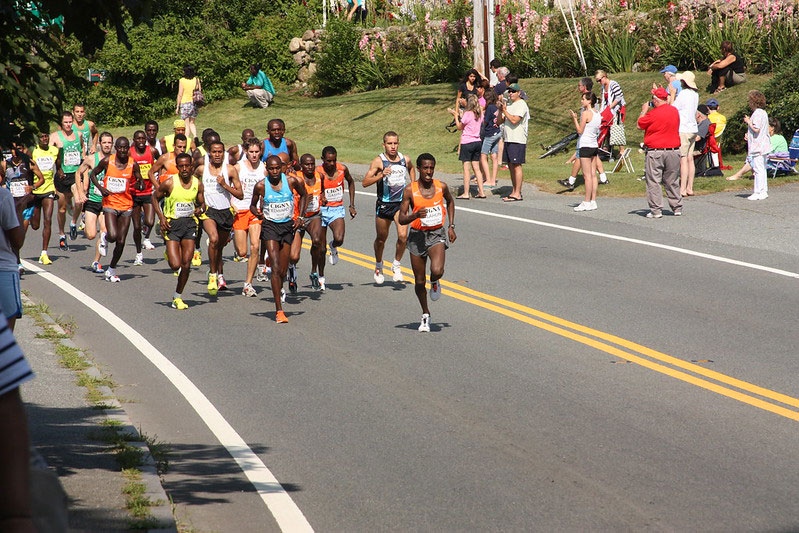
[192,78,205,107]
[609,121,626,146]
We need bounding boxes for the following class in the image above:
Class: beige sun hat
[676,71,698,90]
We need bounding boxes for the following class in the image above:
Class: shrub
[314,19,362,95]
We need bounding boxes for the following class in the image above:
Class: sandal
[456,195,470,200]
[502,196,523,202]
[713,87,725,95]
[474,194,486,199]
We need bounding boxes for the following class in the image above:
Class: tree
[0,0,151,146]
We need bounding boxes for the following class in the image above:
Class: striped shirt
[0,314,33,396]
[601,80,625,117]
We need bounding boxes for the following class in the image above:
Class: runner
[193,141,243,295]
[129,130,157,265]
[50,111,86,249]
[88,137,145,282]
[317,146,356,291]
[233,137,265,297]
[72,103,98,157]
[261,119,299,170]
[397,153,456,333]
[149,134,188,186]
[153,152,205,309]
[250,155,307,322]
[159,119,193,155]
[228,128,257,165]
[288,153,324,293]
[3,141,44,269]
[362,131,415,284]
[29,132,59,265]
[77,132,113,273]
[191,130,221,266]
[144,120,162,158]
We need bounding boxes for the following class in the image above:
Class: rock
[632,62,642,72]
[297,66,311,83]
[303,40,314,53]
[289,37,302,53]
[293,51,309,65]
[409,80,419,86]
[302,29,315,40]
[314,29,324,38]
[307,62,317,77]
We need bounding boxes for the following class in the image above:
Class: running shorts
[407,226,448,258]
[132,194,152,207]
[261,219,295,245]
[102,207,133,217]
[0,271,22,319]
[233,209,262,231]
[33,192,56,207]
[166,217,198,241]
[579,147,598,158]
[321,204,345,227]
[55,172,76,194]
[202,207,234,233]
[83,200,103,215]
[375,201,401,221]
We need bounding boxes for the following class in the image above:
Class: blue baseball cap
[705,98,719,107]
[659,65,678,74]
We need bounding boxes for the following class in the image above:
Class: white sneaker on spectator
[573,202,589,212]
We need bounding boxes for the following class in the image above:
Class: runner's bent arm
[250,181,265,219]
[287,139,300,171]
[29,159,45,191]
[343,165,357,218]
[405,155,416,181]
[442,182,457,243]
[195,181,206,217]
[289,175,308,230]
[396,185,418,225]
[89,157,110,196]
[223,165,244,200]
[132,162,144,191]
[154,179,172,232]
[77,157,93,195]
[88,121,98,154]
[362,156,386,187]
[148,155,166,190]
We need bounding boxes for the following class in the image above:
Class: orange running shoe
[275,311,288,323]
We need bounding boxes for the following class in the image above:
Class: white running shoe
[143,238,155,250]
[587,200,598,211]
[242,283,257,297]
[256,266,268,282]
[418,313,431,333]
[430,280,442,301]
[573,202,589,212]
[392,261,403,282]
[374,268,385,285]
[105,271,120,283]
[134,252,143,266]
[747,192,767,201]
[98,233,107,257]
[318,276,326,292]
[328,241,339,265]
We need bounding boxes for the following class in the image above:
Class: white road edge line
[21,260,314,533]
[354,190,799,279]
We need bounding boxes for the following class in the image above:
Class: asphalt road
[18,179,799,532]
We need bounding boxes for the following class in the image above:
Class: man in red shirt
[637,88,682,218]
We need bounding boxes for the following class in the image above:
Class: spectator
[705,98,726,138]
[346,0,366,21]
[726,117,789,181]
[476,79,489,109]
[175,64,200,143]
[504,74,528,100]
[0,186,23,331]
[497,83,529,202]
[449,95,485,200]
[570,92,601,212]
[489,58,502,87]
[480,89,502,187]
[708,41,746,94]
[0,312,35,531]
[742,90,769,200]
[494,67,509,96]
[595,69,623,181]
[455,69,480,110]
[694,104,712,154]
[559,77,608,190]
[637,87,682,218]
[674,71,699,196]
[656,65,681,104]
[241,64,276,109]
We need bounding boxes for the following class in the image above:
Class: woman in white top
[570,92,601,212]
[743,90,770,200]
[673,71,699,196]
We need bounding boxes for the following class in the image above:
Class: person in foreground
[397,153,456,333]
[637,88,682,218]
[743,90,769,201]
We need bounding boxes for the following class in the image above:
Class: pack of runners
[1,111,456,331]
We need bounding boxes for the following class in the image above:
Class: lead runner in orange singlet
[397,153,456,333]
[89,136,144,282]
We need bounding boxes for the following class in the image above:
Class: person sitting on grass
[707,41,746,94]
[726,117,789,181]
[241,64,275,109]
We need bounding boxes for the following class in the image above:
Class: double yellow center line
[303,239,799,421]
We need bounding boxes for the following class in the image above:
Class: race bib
[420,205,443,228]
[64,151,81,166]
[10,181,27,198]
[306,195,320,213]
[204,176,226,195]
[174,202,194,218]
[106,176,127,194]
[387,166,407,188]
[139,163,152,176]
[37,156,54,172]
[266,201,293,221]
[326,185,343,203]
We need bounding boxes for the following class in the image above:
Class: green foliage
[314,19,362,95]
[590,29,640,73]
[239,10,312,84]
[722,52,799,154]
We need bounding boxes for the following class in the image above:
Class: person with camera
[637,88,682,219]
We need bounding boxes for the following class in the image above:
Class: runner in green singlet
[72,103,98,157]
[50,111,86,249]
[77,132,113,273]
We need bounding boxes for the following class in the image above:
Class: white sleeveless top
[580,110,601,149]
[233,160,264,211]
[201,154,232,210]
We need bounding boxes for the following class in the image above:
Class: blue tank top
[262,173,294,223]
[670,79,682,96]
[377,152,408,203]
[262,138,289,162]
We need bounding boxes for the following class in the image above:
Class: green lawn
[105,71,798,197]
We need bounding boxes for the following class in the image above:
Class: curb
[21,293,177,533]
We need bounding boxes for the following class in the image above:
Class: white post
[487,0,495,67]
[473,0,484,72]
[322,0,327,27]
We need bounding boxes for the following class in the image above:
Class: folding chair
[609,147,634,173]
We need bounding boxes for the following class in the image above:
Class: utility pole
[472,0,495,79]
